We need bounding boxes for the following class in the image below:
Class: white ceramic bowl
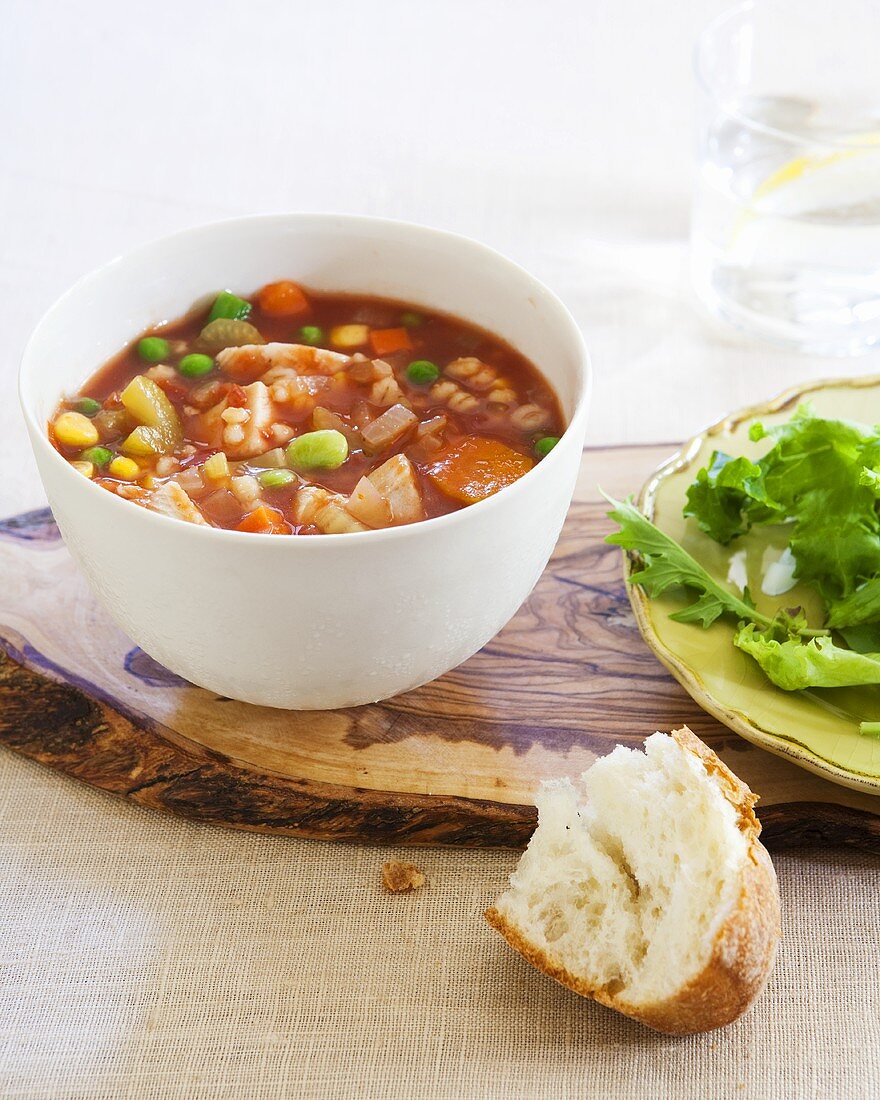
[20,215,590,709]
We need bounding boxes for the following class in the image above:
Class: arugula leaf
[734,622,880,690]
[603,494,772,629]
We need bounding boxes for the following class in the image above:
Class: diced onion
[176,467,205,495]
[202,488,244,526]
[249,448,288,469]
[313,406,347,432]
[312,406,362,447]
[361,404,418,456]
[346,476,392,529]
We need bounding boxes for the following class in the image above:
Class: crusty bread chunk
[485,728,780,1035]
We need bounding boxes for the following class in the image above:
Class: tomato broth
[50,282,566,535]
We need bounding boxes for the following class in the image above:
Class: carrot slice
[369,327,413,357]
[236,505,289,533]
[257,280,310,318]
[425,436,534,504]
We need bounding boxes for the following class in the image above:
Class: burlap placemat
[1,749,877,1100]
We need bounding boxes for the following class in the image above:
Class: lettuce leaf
[684,452,779,542]
[685,405,880,610]
[734,622,880,690]
[827,578,880,629]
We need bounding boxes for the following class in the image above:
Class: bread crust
[485,727,781,1035]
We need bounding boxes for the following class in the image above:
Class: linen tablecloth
[2,1,878,1096]
[2,766,877,1099]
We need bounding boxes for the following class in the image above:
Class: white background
[6,0,879,518]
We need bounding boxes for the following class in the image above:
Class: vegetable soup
[49,282,566,534]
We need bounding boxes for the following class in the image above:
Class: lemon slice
[751,132,880,216]
[728,131,880,264]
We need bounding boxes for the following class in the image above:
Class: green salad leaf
[826,578,880,629]
[603,494,772,630]
[684,452,774,543]
[734,623,880,690]
[604,406,880,732]
[836,622,880,653]
[684,405,880,608]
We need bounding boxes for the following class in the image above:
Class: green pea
[74,397,101,417]
[80,445,113,467]
[178,353,214,378]
[406,359,440,386]
[535,435,560,458]
[208,291,252,322]
[137,336,170,363]
[286,429,349,471]
[299,325,323,345]
[400,311,423,328]
[258,468,297,489]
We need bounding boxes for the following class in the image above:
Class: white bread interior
[486,728,780,1034]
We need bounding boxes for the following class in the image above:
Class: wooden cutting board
[1,444,878,849]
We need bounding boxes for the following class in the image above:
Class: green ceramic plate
[628,375,880,796]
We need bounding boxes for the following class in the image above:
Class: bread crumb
[382,860,426,893]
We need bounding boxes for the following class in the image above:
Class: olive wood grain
[0,444,878,850]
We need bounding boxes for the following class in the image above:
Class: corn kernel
[330,324,369,349]
[203,452,229,479]
[54,411,100,448]
[70,460,94,478]
[108,456,140,481]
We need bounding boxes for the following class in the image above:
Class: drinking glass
[690,1,880,356]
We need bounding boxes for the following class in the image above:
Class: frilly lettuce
[733,623,880,690]
[684,405,880,609]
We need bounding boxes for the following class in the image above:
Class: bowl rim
[20,212,592,547]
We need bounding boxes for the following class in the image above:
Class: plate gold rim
[626,373,880,797]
